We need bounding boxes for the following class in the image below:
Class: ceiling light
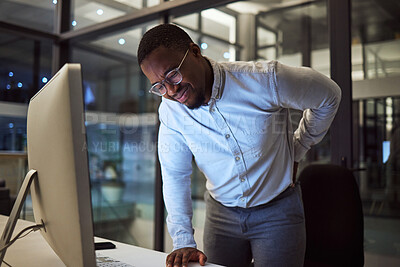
[53,0,57,4]
[8,71,13,77]
[201,43,208,50]
[42,77,48,83]
[223,52,230,59]
[118,38,126,45]
[17,82,23,88]
[6,84,11,90]
[97,9,104,15]
[71,20,77,27]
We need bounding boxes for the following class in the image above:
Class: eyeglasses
[149,49,189,96]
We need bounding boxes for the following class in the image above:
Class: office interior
[0,0,399,265]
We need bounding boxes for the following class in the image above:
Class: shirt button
[235,156,240,161]
[240,197,245,202]
[240,178,245,182]
[211,108,215,112]
[225,134,230,139]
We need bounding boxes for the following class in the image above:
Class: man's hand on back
[166,247,207,267]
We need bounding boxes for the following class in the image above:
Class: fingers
[166,252,175,267]
[198,252,207,266]
[166,248,207,267]
[166,252,179,267]
[181,250,193,267]
[174,253,183,267]
[166,250,189,267]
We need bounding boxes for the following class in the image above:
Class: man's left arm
[273,61,342,162]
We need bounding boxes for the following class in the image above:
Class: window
[71,21,159,249]
[0,0,55,32]
[351,0,400,259]
[71,0,161,30]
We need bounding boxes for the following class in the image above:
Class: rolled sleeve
[158,118,196,250]
[274,61,342,162]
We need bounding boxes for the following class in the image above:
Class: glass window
[201,36,236,62]
[172,11,237,62]
[71,21,159,249]
[257,27,276,47]
[311,49,330,77]
[173,13,199,30]
[0,32,53,104]
[0,0,55,32]
[352,42,364,81]
[0,0,398,262]
[364,40,400,79]
[86,112,157,248]
[0,115,27,152]
[258,47,276,60]
[277,53,302,67]
[0,102,28,217]
[201,9,236,43]
[351,0,400,260]
[72,22,158,113]
[71,0,161,30]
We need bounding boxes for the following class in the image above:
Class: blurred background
[0,0,399,265]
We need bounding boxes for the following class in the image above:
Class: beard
[186,90,206,109]
[179,84,206,110]
[167,84,207,110]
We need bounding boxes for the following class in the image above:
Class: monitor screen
[27,63,96,266]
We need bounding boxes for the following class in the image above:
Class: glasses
[149,49,189,96]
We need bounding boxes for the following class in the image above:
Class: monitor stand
[0,169,38,263]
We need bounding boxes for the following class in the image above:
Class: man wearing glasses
[138,24,341,267]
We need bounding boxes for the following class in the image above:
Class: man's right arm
[158,120,197,250]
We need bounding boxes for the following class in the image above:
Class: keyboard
[96,252,135,267]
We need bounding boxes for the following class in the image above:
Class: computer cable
[0,223,45,253]
[2,258,11,267]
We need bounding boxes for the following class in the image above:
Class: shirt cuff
[173,233,197,251]
[293,138,309,162]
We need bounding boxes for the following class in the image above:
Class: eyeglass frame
[148,48,190,96]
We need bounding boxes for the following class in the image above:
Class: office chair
[298,164,364,267]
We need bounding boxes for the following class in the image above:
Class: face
[140,44,212,109]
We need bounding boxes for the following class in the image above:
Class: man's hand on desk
[166,247,207,267]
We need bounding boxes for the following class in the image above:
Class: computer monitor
[0,64,96,266]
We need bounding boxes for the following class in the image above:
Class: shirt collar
[204,56,224,105]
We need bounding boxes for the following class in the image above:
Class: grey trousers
[203,183,306,267]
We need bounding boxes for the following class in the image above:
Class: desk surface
[0,216,222,267]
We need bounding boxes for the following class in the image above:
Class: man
[138,24,341,267]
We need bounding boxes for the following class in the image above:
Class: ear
[190,43,202,57]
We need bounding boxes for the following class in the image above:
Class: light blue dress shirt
[158,58,341,250]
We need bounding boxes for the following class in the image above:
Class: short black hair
[137,23,193,66]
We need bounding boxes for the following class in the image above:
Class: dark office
[0,0,399,266]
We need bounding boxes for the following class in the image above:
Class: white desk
[0,216,222,267]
